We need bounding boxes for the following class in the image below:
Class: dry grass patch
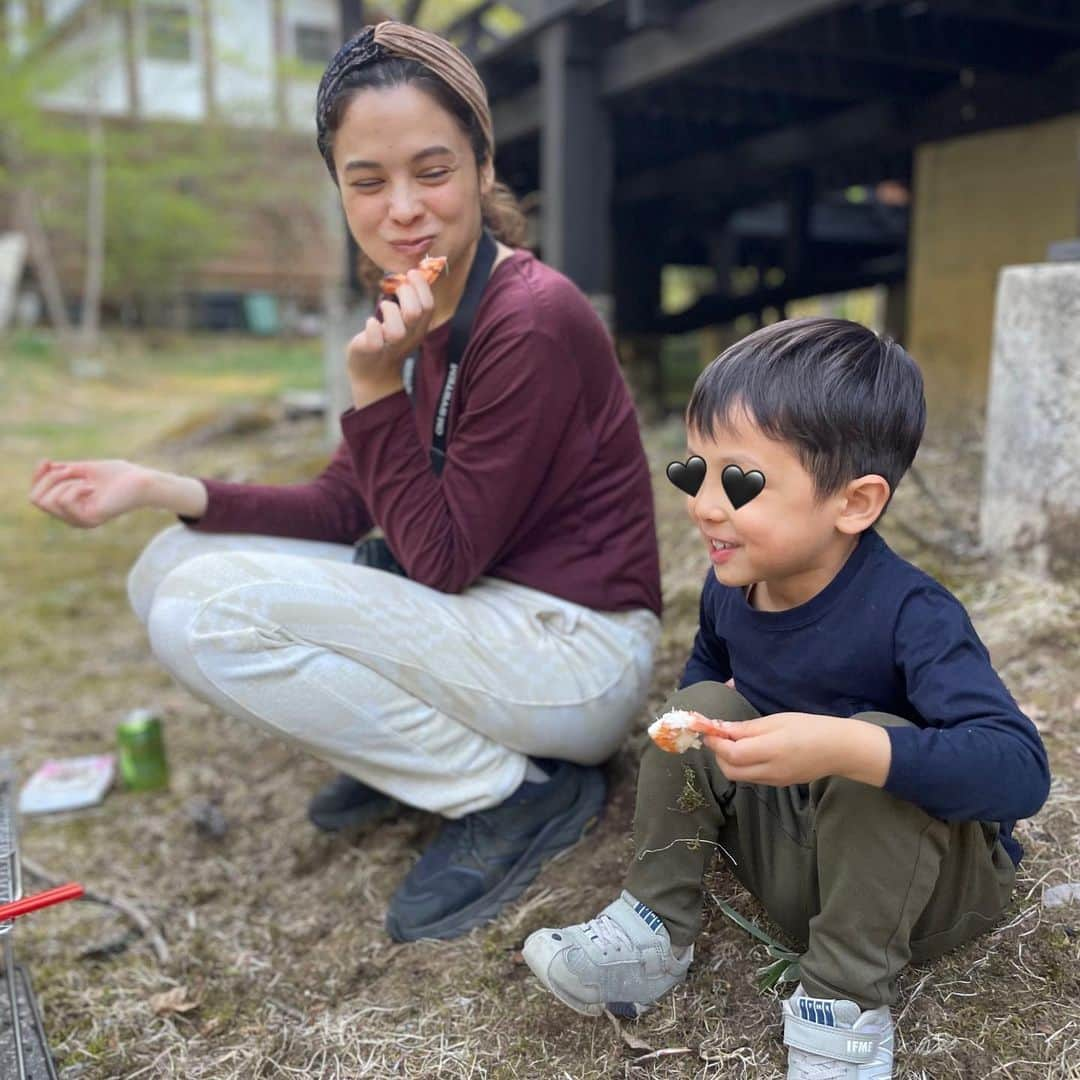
[2,339,1078,1078]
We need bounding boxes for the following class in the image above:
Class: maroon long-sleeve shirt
[189,249,662,616]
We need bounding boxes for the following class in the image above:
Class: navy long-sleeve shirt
[680,528,1050,865]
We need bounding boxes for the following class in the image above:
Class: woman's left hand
[347,269,437,408]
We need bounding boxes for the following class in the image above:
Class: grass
[0,332,324,657]
[1,332,1079,1079]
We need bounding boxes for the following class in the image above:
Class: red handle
[0,883,84,922]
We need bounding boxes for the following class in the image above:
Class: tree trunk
[78,0,106,358]
[14,187,74,344]
[79,108,106,357]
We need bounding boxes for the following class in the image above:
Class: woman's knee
[144,552,289,718]
[127,524,208,625]
[144,551,250,674]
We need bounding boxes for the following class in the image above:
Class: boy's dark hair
[687,317,926,509]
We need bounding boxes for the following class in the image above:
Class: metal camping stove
[0,757,59,1080]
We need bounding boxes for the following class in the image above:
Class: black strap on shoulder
[401,229,498,477]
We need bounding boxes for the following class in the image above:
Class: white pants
[129,526,659,818]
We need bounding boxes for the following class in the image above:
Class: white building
[8,0,339,130]
[6,0,345,317]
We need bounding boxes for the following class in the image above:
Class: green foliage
[101,123,237,303]
[8,331,56,359]
[0,14,298,316]
[1,0,520,327]
[715,899,803,991]
[0,31,89,173]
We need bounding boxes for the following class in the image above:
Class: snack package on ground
[18,755,115,815]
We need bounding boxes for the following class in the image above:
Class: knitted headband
[315,22,495,178]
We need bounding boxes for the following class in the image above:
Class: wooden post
[199,0,216,120]
[122,0,140,118]
[79,0,106,360]
[272,0,287,129]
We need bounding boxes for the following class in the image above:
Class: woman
[29,22,661,942]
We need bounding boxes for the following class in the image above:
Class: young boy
[523,318,1050,1078]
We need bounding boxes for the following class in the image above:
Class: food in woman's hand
[380,255,448,296]
[648,709,728,753]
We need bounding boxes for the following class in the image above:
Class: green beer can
[117,709,169,791]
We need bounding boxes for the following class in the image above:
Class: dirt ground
[2,336,1079,1079]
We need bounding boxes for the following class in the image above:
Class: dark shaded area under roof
[451,0,1080,337]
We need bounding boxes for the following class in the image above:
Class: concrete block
[980,263,1080,577]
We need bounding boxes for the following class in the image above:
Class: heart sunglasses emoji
[666,456,766,509]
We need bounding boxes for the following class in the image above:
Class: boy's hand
[702,713,891,788]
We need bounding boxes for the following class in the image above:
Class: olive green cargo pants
[625,682,1017,1009]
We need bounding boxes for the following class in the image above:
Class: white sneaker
[522,890,693,1018]
[783,984,894,1079]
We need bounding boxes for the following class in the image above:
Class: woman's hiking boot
[307,772,401,832]
[385,760,604,941]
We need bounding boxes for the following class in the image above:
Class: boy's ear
[835,475,891,534]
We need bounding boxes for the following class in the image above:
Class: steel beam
[539,20,613,294]
[487,0,847,141]
[601,0,849,97]
[617,59,1080,205]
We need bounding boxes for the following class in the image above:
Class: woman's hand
[347,269,437,409]
[30,459,154,528]
[29,460,208,527]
